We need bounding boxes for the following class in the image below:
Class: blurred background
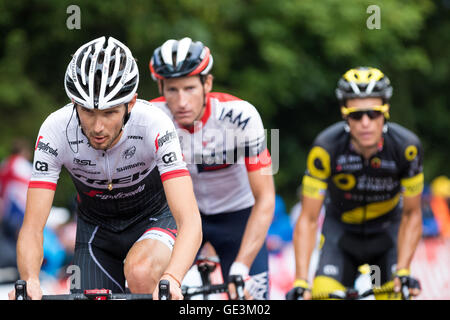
[0,0,449,299]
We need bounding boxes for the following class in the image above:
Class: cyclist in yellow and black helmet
[288,67,423,300]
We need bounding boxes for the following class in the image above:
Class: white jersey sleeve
[144,103,190,181]
[30,108,66,190]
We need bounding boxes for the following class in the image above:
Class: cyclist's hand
[285,279,312,300]
[393,269,421,299]
[8,279,42,300]
[228,261,251,300]
[153,274,183,300]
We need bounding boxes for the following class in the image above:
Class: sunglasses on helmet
[341,104,390,120]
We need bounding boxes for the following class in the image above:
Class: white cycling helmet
[64,36,139,110]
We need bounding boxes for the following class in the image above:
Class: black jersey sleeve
[392,124,424,197]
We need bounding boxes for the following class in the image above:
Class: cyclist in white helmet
[9,37,202,300]
[149,37,275,299]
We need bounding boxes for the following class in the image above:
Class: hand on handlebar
[393,269,421,299]
[285,279,312,300]
[153,274,183,300]
[9,279,43,300]
[227,262,251,300]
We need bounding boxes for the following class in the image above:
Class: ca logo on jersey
[162,152,177,164]
[34,161,48,172]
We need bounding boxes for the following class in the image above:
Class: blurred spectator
[0,138,68,277]
[421,185,440,237]
[266,195,293,255]
[0,138,32,269]
[430,175,450,238]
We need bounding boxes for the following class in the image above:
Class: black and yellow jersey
[302,121,424,234]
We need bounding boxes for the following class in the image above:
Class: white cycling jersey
[30,99,189,232]
[151,92,271,214]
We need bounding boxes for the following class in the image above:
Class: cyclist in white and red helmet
[9,37,202,300]
[149,37,275,300]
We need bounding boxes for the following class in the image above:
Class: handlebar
[182,274,245,300]
[14,279,172,300]
[14,275,246,300]
[311,283,401,300]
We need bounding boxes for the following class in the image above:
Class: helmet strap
[123,103,130,127]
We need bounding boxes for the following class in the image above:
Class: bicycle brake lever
[159,279,171,300]
[228,275,245,300]
[15,280,28,300]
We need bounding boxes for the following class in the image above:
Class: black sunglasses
[347,109,384,120]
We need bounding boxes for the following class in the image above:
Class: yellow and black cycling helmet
[335,67,393,104]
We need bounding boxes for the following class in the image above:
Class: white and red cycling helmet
[149,37,213,80]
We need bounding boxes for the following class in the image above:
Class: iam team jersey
[151,92,272,214]
[301,121,424,234]
[30,99,189,232]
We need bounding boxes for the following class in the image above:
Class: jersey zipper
[104,151,113,191]
[361,157,369,236]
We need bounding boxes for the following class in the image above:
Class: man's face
[344,97,386,150]
[77,104,126,150]
[161,75,212,127]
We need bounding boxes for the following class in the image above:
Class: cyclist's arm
[293,195,324,282]
[161,175,202,287]
[234,167,275,268]
[396,193,422,270]
[16,187,55,299]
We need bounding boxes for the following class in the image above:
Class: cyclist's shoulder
[210,92,263,129]
[385,122,422,147]
[208,92,243,103]
[312,121,348,150]
[132,99,173,123]
[43,103,74,123]
[38,103,75,136]
[149,96,166,104]
[209,92,256,111]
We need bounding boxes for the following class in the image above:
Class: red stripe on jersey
[208,92,242,102]
[149,96,166,103]
[28,181,57,190]
[154,133,160,152]
[160,169,190,182]
[245,148,272,172]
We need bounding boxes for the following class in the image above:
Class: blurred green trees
[1,0,448,207]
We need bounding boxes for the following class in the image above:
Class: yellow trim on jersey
[404,145,418,161]
[319,234,325,250]
[302,175,328,199]
[312,276,347,300]
[332,173,356,191]
[306,146,331,180]
[401,173,424,197]
[341,193,401,224]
